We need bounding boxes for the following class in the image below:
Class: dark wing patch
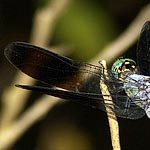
[4,42,103,92]
[137,21,150,75]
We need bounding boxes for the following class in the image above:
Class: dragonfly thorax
[124,74,150,118]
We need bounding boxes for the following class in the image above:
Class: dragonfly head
[111,58,137,80]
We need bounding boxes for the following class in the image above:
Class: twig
[30,0,71,46]
[100,60,121,150]
[0,95,62,150]
[89,4,150,65]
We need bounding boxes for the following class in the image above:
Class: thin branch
[90,4,150,65]
[100,60,121,150]
[30,0,71,46]
[0,96,63,150]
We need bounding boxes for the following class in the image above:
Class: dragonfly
[4,21,150,120]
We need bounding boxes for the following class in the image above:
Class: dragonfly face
[4,21,150,120]
[111,58,137,81]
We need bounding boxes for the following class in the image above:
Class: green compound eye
[111,58,136,80]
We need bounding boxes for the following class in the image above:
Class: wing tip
[142,21,150,33]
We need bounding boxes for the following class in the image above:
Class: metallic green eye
[111,58,136,80]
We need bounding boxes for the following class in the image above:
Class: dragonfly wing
[16,84,145,119]
[137,21,150,75]
[4,42,123,94]
[4,42,103,92]
[16,84,106,111]
[5,42,145,119]
[111,92,145,119]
